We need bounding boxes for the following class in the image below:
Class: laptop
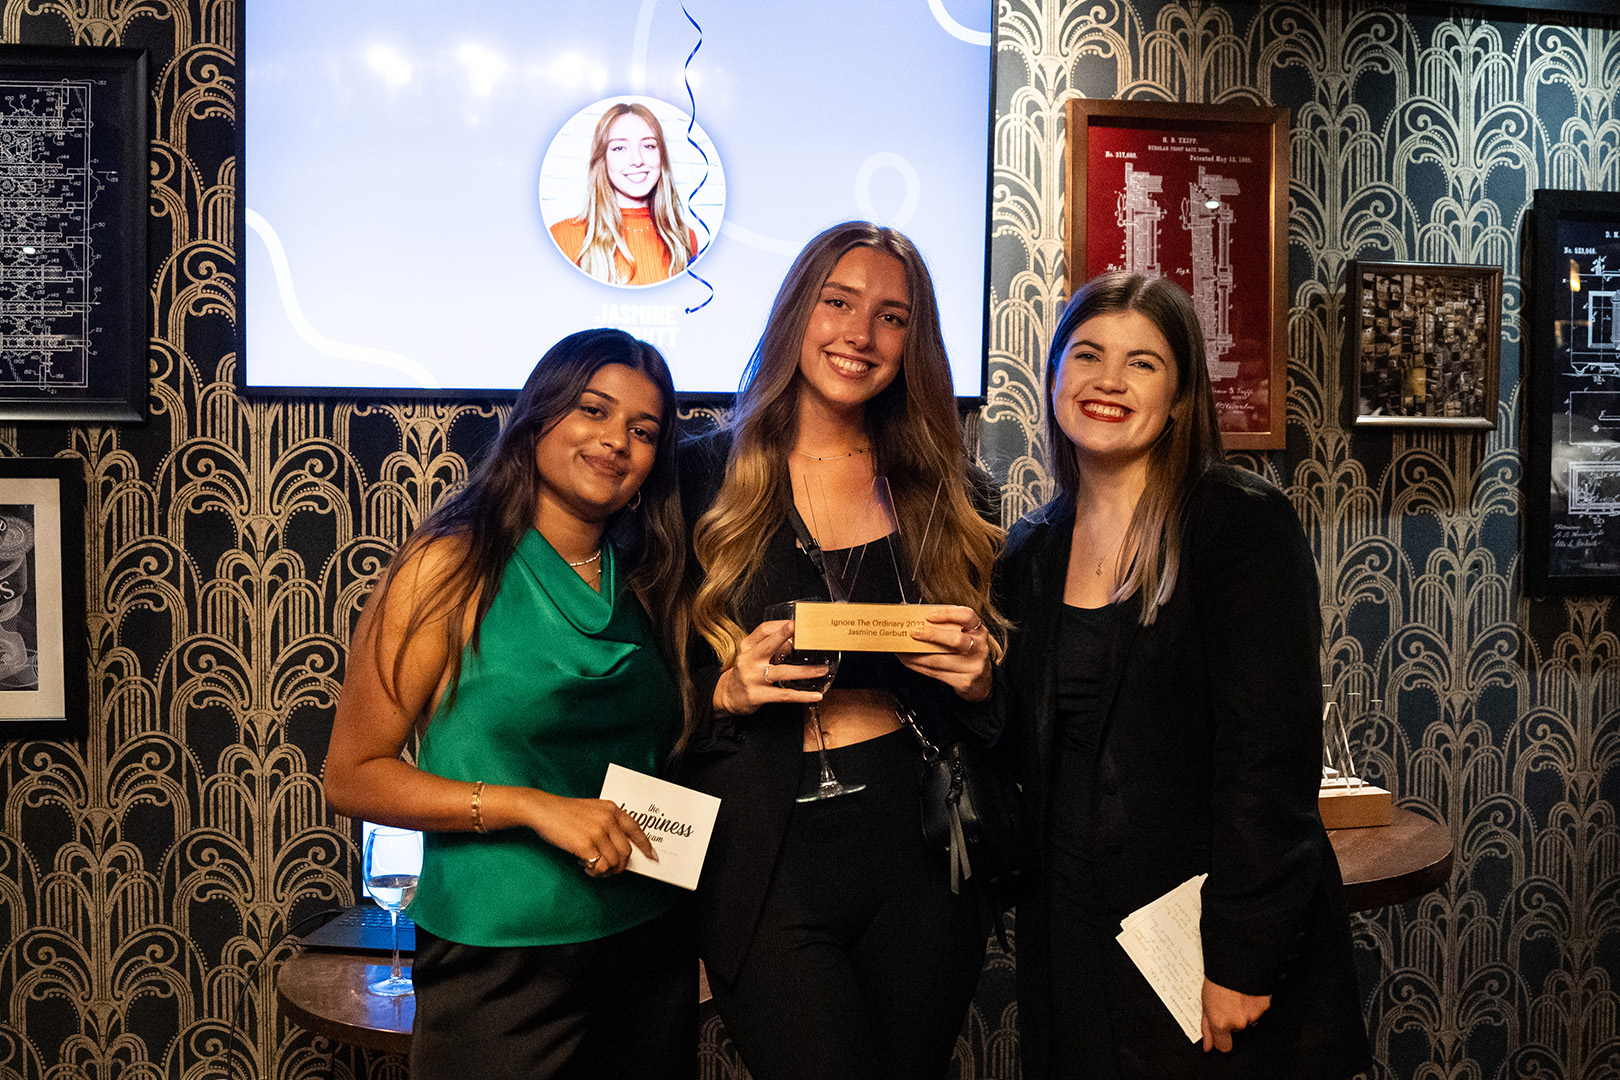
[299,821,419,955]
[301,900,417,954]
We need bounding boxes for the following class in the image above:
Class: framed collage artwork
[1346,260,1501,430]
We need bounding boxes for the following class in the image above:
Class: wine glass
[363,826,423,996]
[765,600,864,802]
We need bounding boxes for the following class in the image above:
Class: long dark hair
[373,328,689,709]
[690,221,1005,673]
[1043,271,1223,623]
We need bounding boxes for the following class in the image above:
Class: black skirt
[410,905,697,1080]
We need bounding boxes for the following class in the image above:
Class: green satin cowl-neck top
[410,529,681,947]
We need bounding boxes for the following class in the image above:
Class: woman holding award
[997,272,1369,1079]
[677,221,1004,1080]
[323,329,697,1080]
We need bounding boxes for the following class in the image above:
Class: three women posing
[322,242,1371,1080]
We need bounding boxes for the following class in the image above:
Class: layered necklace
[567,548,602,588]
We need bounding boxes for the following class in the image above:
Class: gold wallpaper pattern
[0,1,1615,1078]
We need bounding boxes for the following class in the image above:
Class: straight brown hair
[1042,271,1224,624]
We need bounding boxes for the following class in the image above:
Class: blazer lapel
[1095,594,1143,751]
[1029,515,1073,775]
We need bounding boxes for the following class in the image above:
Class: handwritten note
[1116,874,1209,1041]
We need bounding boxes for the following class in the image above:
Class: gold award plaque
[790,602,952,654]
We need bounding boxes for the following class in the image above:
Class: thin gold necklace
[1083,520,1121,578]
[792,445,870,462]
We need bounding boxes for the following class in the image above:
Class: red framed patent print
[1064,99,1291,450]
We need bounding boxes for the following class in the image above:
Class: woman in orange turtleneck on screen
[551,102,699,287]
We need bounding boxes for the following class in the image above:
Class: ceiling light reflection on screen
[364,45,412,88]
[456,43,509,96]
[548,51,606,93]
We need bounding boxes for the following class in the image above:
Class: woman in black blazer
[674,222,1005,1080]
[999,271,1370,1078]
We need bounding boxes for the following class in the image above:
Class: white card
[598,763,721,891]
[1116,874,1209,1042]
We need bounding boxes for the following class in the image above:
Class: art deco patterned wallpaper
[0,1,1616,1079]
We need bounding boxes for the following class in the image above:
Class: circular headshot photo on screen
[540,96,725,289]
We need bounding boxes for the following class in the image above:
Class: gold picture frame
[1064,98,1291,451]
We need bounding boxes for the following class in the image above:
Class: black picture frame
[1527,189,1620,595]
[0,45,148,422]
[0,457,87,740]
[1413,0,1620,13]
[1346,260,1502,430]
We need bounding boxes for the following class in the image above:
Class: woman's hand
[517,788,657,878]
[899,606,992,702]
[712,617,828,717]
[1200,978,1271,1052]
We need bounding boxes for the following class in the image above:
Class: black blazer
[672,429,995,984]
[999,466,1369,1079]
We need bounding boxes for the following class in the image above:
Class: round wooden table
[277,950,414,1054]
[277,950,716,1054]
[1328,805,1453,911]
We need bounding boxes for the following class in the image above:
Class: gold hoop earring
[628,490,641,511]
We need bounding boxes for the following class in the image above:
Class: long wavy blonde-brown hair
[575,103,696,284]
[690,221,1005,673]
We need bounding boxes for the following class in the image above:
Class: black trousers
[708,729,988,1080]
[410,906,697,1080]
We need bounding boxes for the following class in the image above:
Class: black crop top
[803,535,912,691]
[720,513,913,693]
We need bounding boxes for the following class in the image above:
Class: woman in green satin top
[323,329,697,1080]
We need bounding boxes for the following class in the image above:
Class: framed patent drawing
[1347,260,1501,429]
[0,458,87,739]
[1528,189,1620,595]
[0,45,149,422]
[1064,98,1290,450]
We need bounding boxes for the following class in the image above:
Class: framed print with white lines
[1528,189,1620,594]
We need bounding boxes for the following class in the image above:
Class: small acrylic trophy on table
[1318,688,1391,829]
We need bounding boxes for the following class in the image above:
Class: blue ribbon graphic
[679,4,715,313]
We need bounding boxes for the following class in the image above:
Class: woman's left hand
[898,605,992,702]
[1200,978,1271,1052]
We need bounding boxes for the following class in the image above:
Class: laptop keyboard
[349,905,414,929]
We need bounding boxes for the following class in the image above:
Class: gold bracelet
[471,780,487,834]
